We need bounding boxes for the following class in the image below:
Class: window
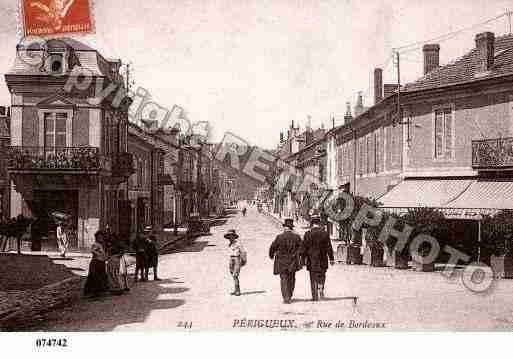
[337,145,343,177]
[434,107,453,159]
[344,142,352,176]
[387,124,401,168]
[367,134,375,174]
[375,129,381,173]
[47,52,65,75]
[43,112,67,148]
[139,160,143,187]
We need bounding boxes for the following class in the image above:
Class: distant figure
[144,227,160,281]
[242,207,247,217]
[302,215,334,301]
[269,218,302,304]
[225,229,246,296]
[84,231,109,298]
[134,233,147,281]
[56,221,68,257]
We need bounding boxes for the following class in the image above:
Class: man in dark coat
[134,232,147,281]
[302,215,334,301]
[144,228,160,281]
[269,218,302,304]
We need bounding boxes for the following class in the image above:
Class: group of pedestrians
[226,210,334,304]
[83,226,160,299]
[134,227,160,282]
[269,215,334,303]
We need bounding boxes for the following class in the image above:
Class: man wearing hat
[301,215,334,301]
[269,218,303,304]
[225,229,245,296]
[144,226,161,281]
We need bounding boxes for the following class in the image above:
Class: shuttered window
[434,107,454,159]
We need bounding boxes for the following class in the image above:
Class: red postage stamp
[20,0,94,37]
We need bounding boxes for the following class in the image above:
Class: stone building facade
[326,31,513,248]
[4,38,134,248]
[0,106,10,220]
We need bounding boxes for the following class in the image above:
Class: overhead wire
[395,11,509,55]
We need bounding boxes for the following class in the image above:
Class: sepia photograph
[2,0,513,352]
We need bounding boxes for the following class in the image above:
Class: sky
[1,0,513,149]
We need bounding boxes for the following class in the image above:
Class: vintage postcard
[2,0,513,351]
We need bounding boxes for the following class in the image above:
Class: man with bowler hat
[301,215,334,301]
[269,218,302,304]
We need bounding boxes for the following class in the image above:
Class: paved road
[35,206,513,331]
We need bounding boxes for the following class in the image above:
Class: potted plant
[329,195,382,265]
[398,208,448,271]
[484,210,513,278]
[363,239,385,267]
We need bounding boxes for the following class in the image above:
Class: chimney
[0,106,5,116]
[354,92,364,117]
[383,84,397,98]
[423,44,440,75]
[279,132,284,143]
[475,32,495,72]
[305,129,313,146]
[344,102,353,124]
[374,68,383,104]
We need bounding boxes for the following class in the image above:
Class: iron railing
[7,146,103,171]
[472,137,513,169]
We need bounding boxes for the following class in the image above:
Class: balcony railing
[112,152,135,178]
[7,146,103,171]
[472,137,513,169]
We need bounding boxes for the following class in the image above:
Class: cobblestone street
[34,207,513,331]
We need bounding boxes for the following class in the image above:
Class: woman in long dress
[84,231,109,298]
[106,234,126,295]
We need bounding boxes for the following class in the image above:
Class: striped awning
[378,179,513,220]
[377,179,473,208]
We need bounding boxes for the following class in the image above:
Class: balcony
[7,146,104,172]
[472,137,513,170]
[112,152,135,178]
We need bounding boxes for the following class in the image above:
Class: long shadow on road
[30,278,188,331]
[169,240,215,254]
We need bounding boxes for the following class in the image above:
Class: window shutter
[444,108,453,158]
[374,130,379,173]
[435,109,444,158]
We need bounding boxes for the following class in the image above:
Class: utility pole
[508,10,512,35]
[125,62,131,91]
[396,51,401,123]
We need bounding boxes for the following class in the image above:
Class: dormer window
[45,51,66,75]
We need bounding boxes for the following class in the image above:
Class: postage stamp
[20,0,93,37]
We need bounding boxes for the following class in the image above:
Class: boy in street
[225,229,245,296]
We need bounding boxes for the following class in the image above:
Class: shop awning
[441,180,513,218]
[377,179,473,208]
[378,179,513,220]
